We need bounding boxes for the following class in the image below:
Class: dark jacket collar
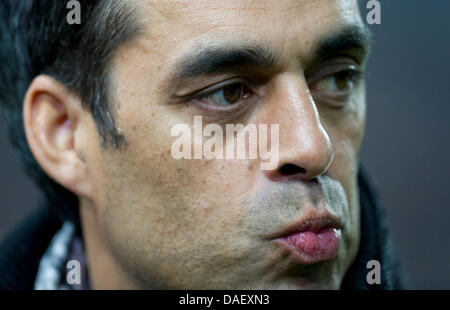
[342,166,405,289]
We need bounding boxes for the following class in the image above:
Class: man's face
[84,0,368,289]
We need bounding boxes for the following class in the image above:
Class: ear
[23,75,92,198]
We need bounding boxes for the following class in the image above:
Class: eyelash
[190,68,363,111]
[193,81,254,109]
[309,68,364,105]
[314,69,363,89]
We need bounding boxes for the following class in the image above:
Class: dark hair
[0,1,142,223]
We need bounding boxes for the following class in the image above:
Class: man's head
[1,0,371,289]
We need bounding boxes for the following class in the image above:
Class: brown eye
[198,82,251,107]
[223,84,244,104]
[311,70,360,93]
[335,72,350,90]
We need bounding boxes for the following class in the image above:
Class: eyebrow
[312,24,372,63]
[172,44,279,79]
[168,24,371,82]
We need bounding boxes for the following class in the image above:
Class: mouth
[273,213,342,265]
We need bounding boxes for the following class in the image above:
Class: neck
[79,198,140,289]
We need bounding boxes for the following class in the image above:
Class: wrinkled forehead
[144,0,361,23]
[142,0,361,38]
[130,0,365,67]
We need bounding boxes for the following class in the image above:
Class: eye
[195,82,252,107]
[310,70,362,95]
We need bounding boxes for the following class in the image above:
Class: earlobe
[23,75,91,197]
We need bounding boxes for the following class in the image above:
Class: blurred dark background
[0,1,449,289]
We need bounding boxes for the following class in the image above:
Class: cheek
[323,89,367,172]
[320,92,366,212]
[116,99,256,206]
[98,133,266,288]
[103,105,258,235]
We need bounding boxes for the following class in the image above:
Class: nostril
[279,164,306,176]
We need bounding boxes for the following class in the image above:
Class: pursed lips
[269,209,343,265]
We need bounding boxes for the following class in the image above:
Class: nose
[264,75,334,182]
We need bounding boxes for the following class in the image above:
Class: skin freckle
[77,0,367,290]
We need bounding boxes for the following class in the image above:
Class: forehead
[143,0,361,36]
[146,0,360,23]
[132,0,363,63]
